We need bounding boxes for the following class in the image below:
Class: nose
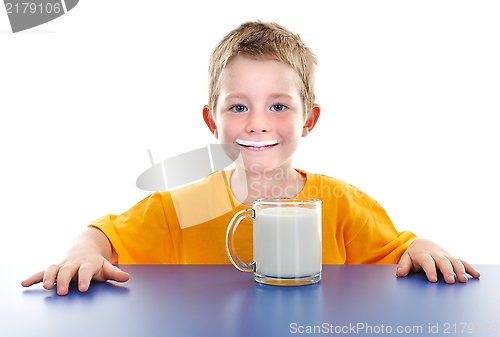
[246,109,270,134]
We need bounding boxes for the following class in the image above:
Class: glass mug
[226,198,322,286]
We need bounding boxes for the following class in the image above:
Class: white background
[1,0,499,270]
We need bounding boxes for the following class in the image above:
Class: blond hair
[208,21,318,120]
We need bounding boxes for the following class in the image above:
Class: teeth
[236,139,278,147]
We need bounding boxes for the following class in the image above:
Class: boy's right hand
[21,228,130,296]
[21,256,130,296]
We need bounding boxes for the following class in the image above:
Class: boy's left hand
[396,238,480,283]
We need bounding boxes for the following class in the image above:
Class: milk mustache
[254,207,322,278]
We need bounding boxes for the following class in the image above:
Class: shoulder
[136,170,229,208]
[298,169,353,188]
[296,168,376,209]
[157,170,237,229]
[166,170,231,199]
[149,170,228,195]
[297,169,369,197]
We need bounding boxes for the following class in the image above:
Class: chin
[244,163,290,174]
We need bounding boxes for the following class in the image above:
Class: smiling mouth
[235,139,279,151]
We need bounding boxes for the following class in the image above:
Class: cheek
[280,120,305,137]
[217,126,235,143]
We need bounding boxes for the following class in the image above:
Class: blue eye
[231,105,247,113]
[271,104,286,112]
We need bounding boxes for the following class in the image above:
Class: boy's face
[204,55,319,174]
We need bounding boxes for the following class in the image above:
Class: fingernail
[43,280,51,287]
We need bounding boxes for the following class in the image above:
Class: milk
[253,207,322,278]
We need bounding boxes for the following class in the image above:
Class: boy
[22,21,480,296]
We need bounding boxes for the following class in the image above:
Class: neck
[230,167,306,206]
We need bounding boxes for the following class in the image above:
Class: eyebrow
[224,93,294,100]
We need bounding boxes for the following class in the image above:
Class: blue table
[3,265,498,336]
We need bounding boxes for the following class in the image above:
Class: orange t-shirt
[90,169,416,264]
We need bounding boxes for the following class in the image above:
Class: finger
[448,257,468,283]
[460,259,481,279]
[77,260,130,292]
[433,255,456,284]
[55,263,80,296]
[42,264,63,290]
[77,262,99,292]
[416,255,439,283]
[396,252,413,277]
[21,270,45,287]
[101,261,130,283]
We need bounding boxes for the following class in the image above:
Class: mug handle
[226,208,255,272]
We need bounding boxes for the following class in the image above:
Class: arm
[21,227,130,295]
[396,238,480,283]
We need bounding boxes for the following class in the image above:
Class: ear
[203,105,218,139]
[302,104,321,137]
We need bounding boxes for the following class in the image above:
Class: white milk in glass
[253,207,322,278]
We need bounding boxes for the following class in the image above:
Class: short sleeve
[344,200,417,264]
[89,192,180,264]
